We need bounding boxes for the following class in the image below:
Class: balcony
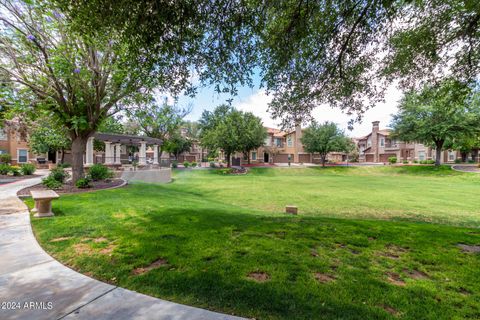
[384,143,399,150]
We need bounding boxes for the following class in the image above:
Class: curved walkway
[0,175,244,320]
[452,164,480,173]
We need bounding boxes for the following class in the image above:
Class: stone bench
[30,190,59,218]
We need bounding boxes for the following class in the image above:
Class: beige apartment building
[0,125,36,165]
[356,121,466,163]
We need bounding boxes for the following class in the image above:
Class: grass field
[30,166,480,319]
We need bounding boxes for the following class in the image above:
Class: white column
[85,136,94,166]
[115,143,122,165]
[105,141,113,164]
[139,141,147,165]
[153,144,159,165]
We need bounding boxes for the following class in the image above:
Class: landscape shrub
[20,163,36,175]
[468,160,475,164]
[191,161,197,168]
[209,161,216,168]
[0,153,11,164]
[183,161,190,168]
[88,164,113,181]
[388,157,397,164]
[42,175,63,189]
[217,168,233,175]
[10,165,21,176]
[0,163,11,175]
[57,162,71,168]
[413,160,418,164]
[402,160,408,164]
[50,167,69,183]
[454,159,462,164]
[420,160,435,164]
[171,161,178,168]
[75,177,92,188]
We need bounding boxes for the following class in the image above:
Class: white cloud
[234,85,403,137]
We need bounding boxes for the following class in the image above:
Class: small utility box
[285,205,298,215]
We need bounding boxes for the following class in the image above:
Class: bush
[75,177,92,188]
[413,160,418,164]
[217,168,233,175]
[0,163,11,175]
[171,161,178,168]
[21,163,36,175]
[42,175,63,189]
[0,153,11,164]
[209,161,216,168]
[50,167,69,183]
[191,161,197,168]
[454,158,462,164]
[57,162,71,168]
[183,161,190,168]
[88,164,113,181]
[420,160,435,164]
[10,165,21,176]
[402,160,408,164]
[388,156,397,164]
[468,160,475,164]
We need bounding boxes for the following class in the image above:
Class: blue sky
[175,76,403,138]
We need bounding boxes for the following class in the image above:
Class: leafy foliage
[41,175,63,189]
[88,164,113,181]
[49,167,69,183]
[0,153,11,164]
[20,163,36,175]
[28,117,70,155]
[301,122,351,167]
[163,133,192,160]
[0,163,11,175]
[391,79,480,165]
[75,177,92,189]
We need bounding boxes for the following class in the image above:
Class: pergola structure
[84,133,163,166]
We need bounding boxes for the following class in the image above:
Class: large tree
[163,132,192,160]
[391,79,480,166]
[127,98,190,153]
[1,0,262,182]
[199,105,264,167]
[301,121,351,167]
[238,112,267,164]
[28,117,70,163]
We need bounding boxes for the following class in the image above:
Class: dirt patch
[50,237,72,242]
[93,237,108,243]
[99,244,116,255]
[457,243,480,253]
[368,237,377,241]
[314,272,335,283]
[247,271,270,282]
[350,249,361,255]
[132,258,169,275]
[311,249,319,257]
[403,269,429,280]
[73,243,94,255]
[379,244,409,260]
[386,272,406,286]
[380,305,399,316]
[459,287,471,295]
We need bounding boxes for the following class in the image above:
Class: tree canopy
[301,121,352,167]
[391,79,480,165]
[199,105,265,167]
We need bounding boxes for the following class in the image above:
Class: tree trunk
[61,148,65,163]
[71,136,88,183]
[245,151,250,164]
[226,152,231,167]
[435,141,444,166]
[321,154,327,167]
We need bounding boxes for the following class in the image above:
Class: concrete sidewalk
[0,175,245,320]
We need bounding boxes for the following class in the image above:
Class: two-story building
[356,121,465,163]
[0,124,35,165]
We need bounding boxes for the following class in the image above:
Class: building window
[251,152,257,160]
[380,138,385,147]
[0,129,6,141]
[367,137,371,147]
[18,149,28,163]
[275,138,282,147]
[264,137,270,146]
[418,151,425,161]
[448,151,456,161]
[0,149,7,154]
[287,135,293,147]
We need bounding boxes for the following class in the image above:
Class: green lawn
[30,166,480,319]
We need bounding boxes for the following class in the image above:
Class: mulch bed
[17,179,125,197]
